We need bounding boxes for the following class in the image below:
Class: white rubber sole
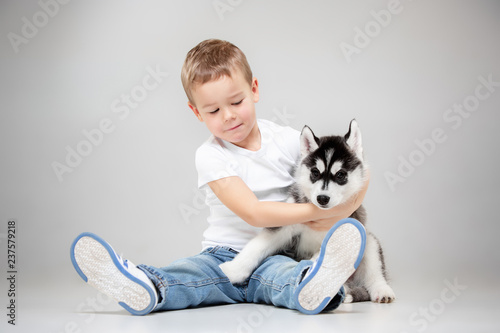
[294,218,366,315]
[70,232,157,315]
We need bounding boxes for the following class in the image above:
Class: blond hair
[181,39,253,105]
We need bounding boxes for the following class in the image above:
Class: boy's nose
[222,108,236,121]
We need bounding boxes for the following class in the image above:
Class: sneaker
[70,232,158,315]
[294,218,366,315]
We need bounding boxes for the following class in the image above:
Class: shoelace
[117,252,129,268]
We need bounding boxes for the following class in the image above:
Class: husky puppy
[219,119,395,303]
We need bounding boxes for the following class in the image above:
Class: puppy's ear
[345,119,363,160]
[300,125,319,157]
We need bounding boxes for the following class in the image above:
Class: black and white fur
[219,119,395,303]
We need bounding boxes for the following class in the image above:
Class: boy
[70,39,369,315]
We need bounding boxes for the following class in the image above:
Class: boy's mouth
[226,124,242,131]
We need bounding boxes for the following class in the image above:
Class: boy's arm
[208,173,368,228]
[208,176,320,227]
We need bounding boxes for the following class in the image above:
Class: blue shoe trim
[119,302,143,315]
[294,218,366,315]
[69,232,156,316]
[70,232,92,283]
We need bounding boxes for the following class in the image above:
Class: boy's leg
[137,246,246,311]
[294,218,366,314]
[71,233,244,315]
[70,232,158,315]
[246,218,366,315]
[246,254,313,309]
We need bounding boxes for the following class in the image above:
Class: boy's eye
[210,108,220,114]
[232,99,243,105]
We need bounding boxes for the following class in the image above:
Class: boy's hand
[303,218,339,231]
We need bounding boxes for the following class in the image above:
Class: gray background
[1,0,499,332]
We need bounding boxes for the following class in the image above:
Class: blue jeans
[137,246,345,313]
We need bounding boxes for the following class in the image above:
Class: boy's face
[188,69,260,149]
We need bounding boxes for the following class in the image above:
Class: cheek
[205,118,222,133]
[239,103,254,120]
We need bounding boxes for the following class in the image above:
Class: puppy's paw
[219,262,251,285]
[370,284,396,303]
[343,293,354,303]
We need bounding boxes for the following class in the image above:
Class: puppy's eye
[335,170,347,184]
[311,168,321,180]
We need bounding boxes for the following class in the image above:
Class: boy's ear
[300,125,319,157]
[252,77,260,103]
[188,102,204,122]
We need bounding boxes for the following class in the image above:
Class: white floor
[3,278,500,333]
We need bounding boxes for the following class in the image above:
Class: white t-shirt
[196,119,301,251]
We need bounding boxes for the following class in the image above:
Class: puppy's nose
[317,195,330,206]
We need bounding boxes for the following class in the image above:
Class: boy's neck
[231,121,261,151]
